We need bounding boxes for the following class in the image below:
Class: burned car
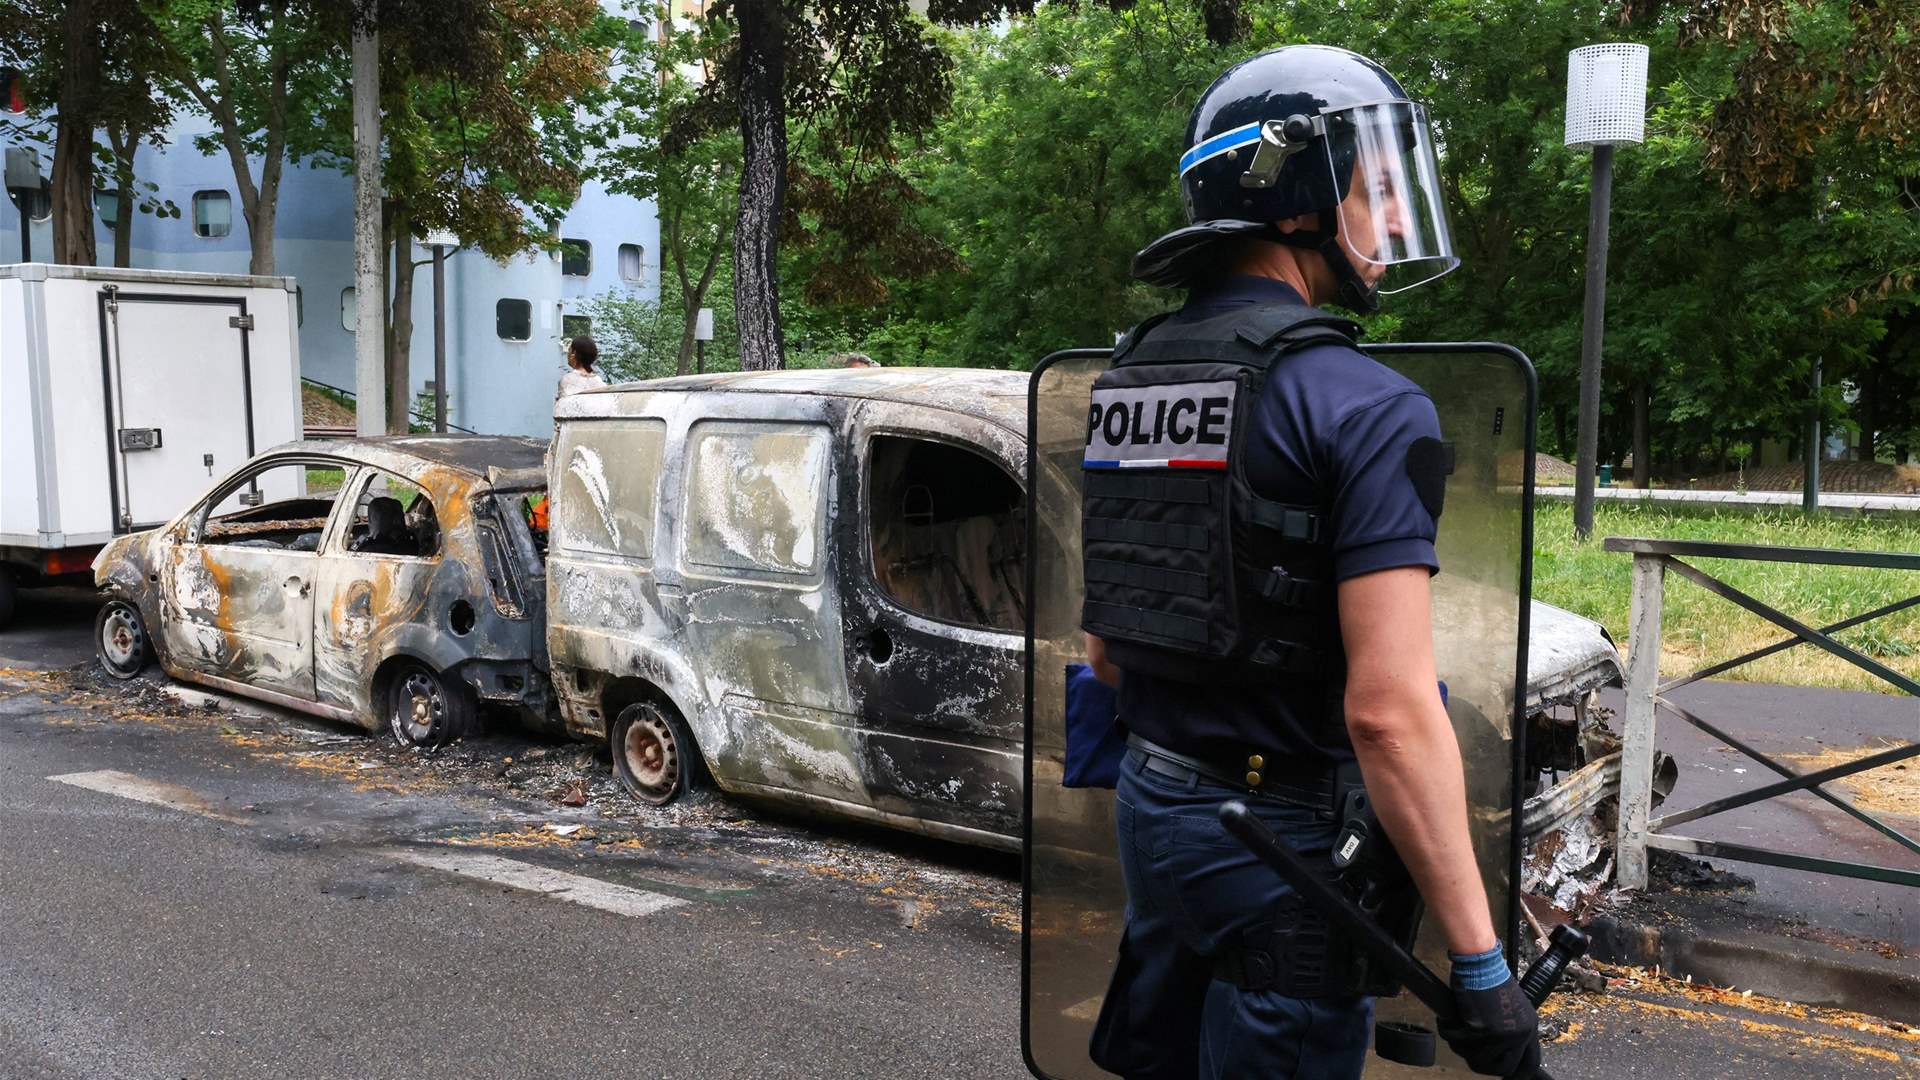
[93,436,550,746]
[550,369,1626,852]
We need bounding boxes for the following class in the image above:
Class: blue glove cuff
[1447,945,1510,991]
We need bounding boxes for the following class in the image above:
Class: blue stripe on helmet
[1178,122,1263,175]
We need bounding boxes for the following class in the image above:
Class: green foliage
[1532,499,1920,692]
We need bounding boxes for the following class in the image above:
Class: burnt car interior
[201,461,340,550]
[347,473,440,558]
[868,435,1026,633]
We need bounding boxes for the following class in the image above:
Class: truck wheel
[386,661,474,748]
[611,701,701,806]
[0,565,15,630]
[95,599,151,680]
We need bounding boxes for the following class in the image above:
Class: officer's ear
[1272,212,1318,236]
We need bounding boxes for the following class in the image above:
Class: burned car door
[310,467,451,719]
[159,458,338,699]
[675,415,865,801]
[837,403,1027,837]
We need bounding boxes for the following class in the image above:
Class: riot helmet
[1134,45,1458,312]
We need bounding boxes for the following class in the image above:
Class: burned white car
[549,369,1625,852]
[93,437,550,746]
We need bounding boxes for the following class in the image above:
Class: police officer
[1082,45,1543,1079]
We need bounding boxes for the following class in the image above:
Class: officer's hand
[1437,974,1541,1078]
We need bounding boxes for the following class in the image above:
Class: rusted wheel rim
[394,671,446,745]
[100,604,144,668]
[622,710,679,799]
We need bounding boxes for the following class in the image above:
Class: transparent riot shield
[1023,344,1537,1080]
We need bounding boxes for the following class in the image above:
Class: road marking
[1062,995,1104,1022]
[47,769,251,825]
[392,849,689,918]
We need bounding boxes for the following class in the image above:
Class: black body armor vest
[1081,302,1362,686]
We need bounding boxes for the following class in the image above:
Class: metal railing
[301,376,475,435]
[1606,537,1920,889]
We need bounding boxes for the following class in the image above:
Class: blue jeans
[1090,752,1372,1080]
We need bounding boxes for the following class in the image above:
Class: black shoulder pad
[1405,437,1455,521]
[1233,303,1361,350]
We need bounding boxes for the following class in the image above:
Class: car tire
[385,660,474,748]
[95,598,151,680]
[610,701,702,807]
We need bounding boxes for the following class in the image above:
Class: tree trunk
[674,223,727,376]
[732,0,786,371]
[351,17,386,436]
[51,0,100,266]
[1632,380,1650,489]
[107,126,135,269]
[386,218,414,435]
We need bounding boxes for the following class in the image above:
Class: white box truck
[0,264,303,626]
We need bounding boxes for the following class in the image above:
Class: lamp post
[694,307,714,374]
[422,230,457,432]
[1566,43,1648,540]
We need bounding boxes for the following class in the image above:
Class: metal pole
[18,199,29,262]
[1803,353,1822,514]
[432,243,447,433]
[1616,551,1665,890]
[697,338,705,375]
[1573,143,1614,541]
[351,10,385,437]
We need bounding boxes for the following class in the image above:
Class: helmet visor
[1325,100,1458,294]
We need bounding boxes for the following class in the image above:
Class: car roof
[263,435,547,479]
[563,368,1032,435]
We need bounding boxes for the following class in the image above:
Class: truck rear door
[102,289,257,530]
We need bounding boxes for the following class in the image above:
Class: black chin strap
[1264,210,1381,315]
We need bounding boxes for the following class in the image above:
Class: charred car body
[549,369,1625,852]
[93,436,550,745]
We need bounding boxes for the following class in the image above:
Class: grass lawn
[1532,501,1920,694]
[306,467,347,494]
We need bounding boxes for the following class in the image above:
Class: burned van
[548,370,1032,849]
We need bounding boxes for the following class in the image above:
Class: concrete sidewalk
[1537,485,1919,514]
[1585,679,1918,1022]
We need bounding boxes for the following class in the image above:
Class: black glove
[1438,973,1542,1078]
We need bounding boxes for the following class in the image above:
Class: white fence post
[1616,552,1666,889]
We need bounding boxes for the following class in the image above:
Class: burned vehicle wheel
[95,599,151,680]
[386,661,473,748]
[611,702,699,806]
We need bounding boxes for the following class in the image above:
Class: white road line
[47,769,252,825]
[392,849,689,919]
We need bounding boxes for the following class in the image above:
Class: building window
[561,238,591,277]
[497,298,532,341]
[618,243,644,283]
[193,190,232,238]
[562,314,592,339]
[95,189,118,229]
[341,288,356,332]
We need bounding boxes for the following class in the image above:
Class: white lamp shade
[1565,43,1649,148]
[694,307,715,341]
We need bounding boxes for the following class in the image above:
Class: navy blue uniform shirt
[1117,275,1443,768]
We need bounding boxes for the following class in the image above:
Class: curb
[1586,914,1920,1027]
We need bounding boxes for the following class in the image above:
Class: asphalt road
[1,586,1913,1079]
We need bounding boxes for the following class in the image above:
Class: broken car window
[868,435,1026,633]
[344,471,440,559]
[684,422,829,577]
[200,460,339,552]
[552,420,667,560]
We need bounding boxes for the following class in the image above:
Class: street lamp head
[1565,44,1648,149]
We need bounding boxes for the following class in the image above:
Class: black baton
[1219,801,1580,1080]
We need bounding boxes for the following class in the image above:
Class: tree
[0,0,178,266]
[155,0,342,276]
[591,9,738,376]
[301,0,612,430]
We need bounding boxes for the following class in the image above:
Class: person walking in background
[557,335,607,398]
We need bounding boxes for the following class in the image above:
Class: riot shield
[1023,344,1537,1080]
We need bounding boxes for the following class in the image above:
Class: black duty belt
[1125,734,1336,814]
